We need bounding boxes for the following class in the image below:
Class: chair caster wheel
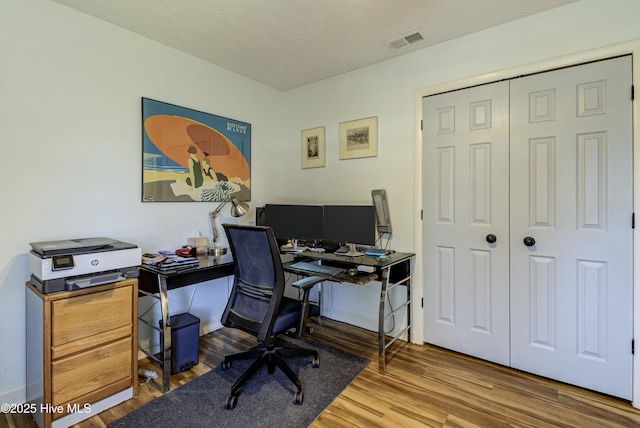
[225,395,238,410]
[312,357,320,368]
[221,360,231,370]
[294,391,304,405]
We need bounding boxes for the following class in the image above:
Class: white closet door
[509,56,633,399]
[422,81,511,365]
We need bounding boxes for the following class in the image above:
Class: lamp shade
[230,198,249,218]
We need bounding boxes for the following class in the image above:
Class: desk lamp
[209,197,249,255]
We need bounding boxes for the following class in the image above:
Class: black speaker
[159,313,200,374]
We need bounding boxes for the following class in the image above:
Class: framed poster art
[301,126,325,169]
[142,98,251,202]
[339,116,378,160]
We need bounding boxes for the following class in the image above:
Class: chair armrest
[290,276,323,339]
[291,275,324,291]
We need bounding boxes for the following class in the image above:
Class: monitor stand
[335,243,364,257]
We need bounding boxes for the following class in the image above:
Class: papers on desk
[280,245,308,253]
[142,253,200,272]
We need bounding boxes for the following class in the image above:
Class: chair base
[221,340,320,409]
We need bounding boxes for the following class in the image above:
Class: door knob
[486,234,497,244]
[523,236,536,247]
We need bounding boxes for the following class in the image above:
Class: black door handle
[523,236,536,247]
[486,234,497,244]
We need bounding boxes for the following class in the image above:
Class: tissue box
[188,237,210,254]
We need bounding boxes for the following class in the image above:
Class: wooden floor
[6,318,640,427]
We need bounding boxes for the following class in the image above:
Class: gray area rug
[109,337,369,428]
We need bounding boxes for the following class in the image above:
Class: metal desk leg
[317,281,323,328]
[406,274,412,344]
[157,274,172,392]
[378,268,389,374]
[378,258,413,374]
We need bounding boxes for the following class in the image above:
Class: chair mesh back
[222,225,284,342]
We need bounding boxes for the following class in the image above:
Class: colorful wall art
[142,98,251,202]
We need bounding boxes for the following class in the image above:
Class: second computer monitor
[322,205,376,246]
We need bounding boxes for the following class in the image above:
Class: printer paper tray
[65,272,125,290]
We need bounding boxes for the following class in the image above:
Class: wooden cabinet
[26,279,138,428]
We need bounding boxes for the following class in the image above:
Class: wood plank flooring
[5,318,640,427]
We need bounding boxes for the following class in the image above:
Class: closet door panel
[422,81,510,366]
[509,56,633,399]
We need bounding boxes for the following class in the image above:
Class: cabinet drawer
[52,337,132,406]
[51,285,132,347]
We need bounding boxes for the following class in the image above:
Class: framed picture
[339,116,378,160]
[142,98,251,202]
[301,126,326,169]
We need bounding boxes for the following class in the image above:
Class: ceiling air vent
[385,30,425,51]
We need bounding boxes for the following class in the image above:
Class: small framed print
[339,116,378,160]
[301,126,326,169]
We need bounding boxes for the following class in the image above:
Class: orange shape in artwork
[144,115,249,180]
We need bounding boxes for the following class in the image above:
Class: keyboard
[288,261,345,276]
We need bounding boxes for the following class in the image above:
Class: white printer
[29,237,141,293]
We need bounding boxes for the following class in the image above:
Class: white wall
[280,0,640,251]
[0,0,286,404]
[3,0,640,407]
[280,0,640,341]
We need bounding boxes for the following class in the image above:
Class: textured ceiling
[53,0,577,91]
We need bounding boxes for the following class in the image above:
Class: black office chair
[220,224,323,409]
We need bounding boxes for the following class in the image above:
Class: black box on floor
[160,313,200,374]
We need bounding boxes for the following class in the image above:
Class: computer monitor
[264,204,324,243]
[322,205,376,247]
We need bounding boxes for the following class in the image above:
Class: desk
[139,250,414,390]
[138,254,234,392]
[284,251,415,373]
